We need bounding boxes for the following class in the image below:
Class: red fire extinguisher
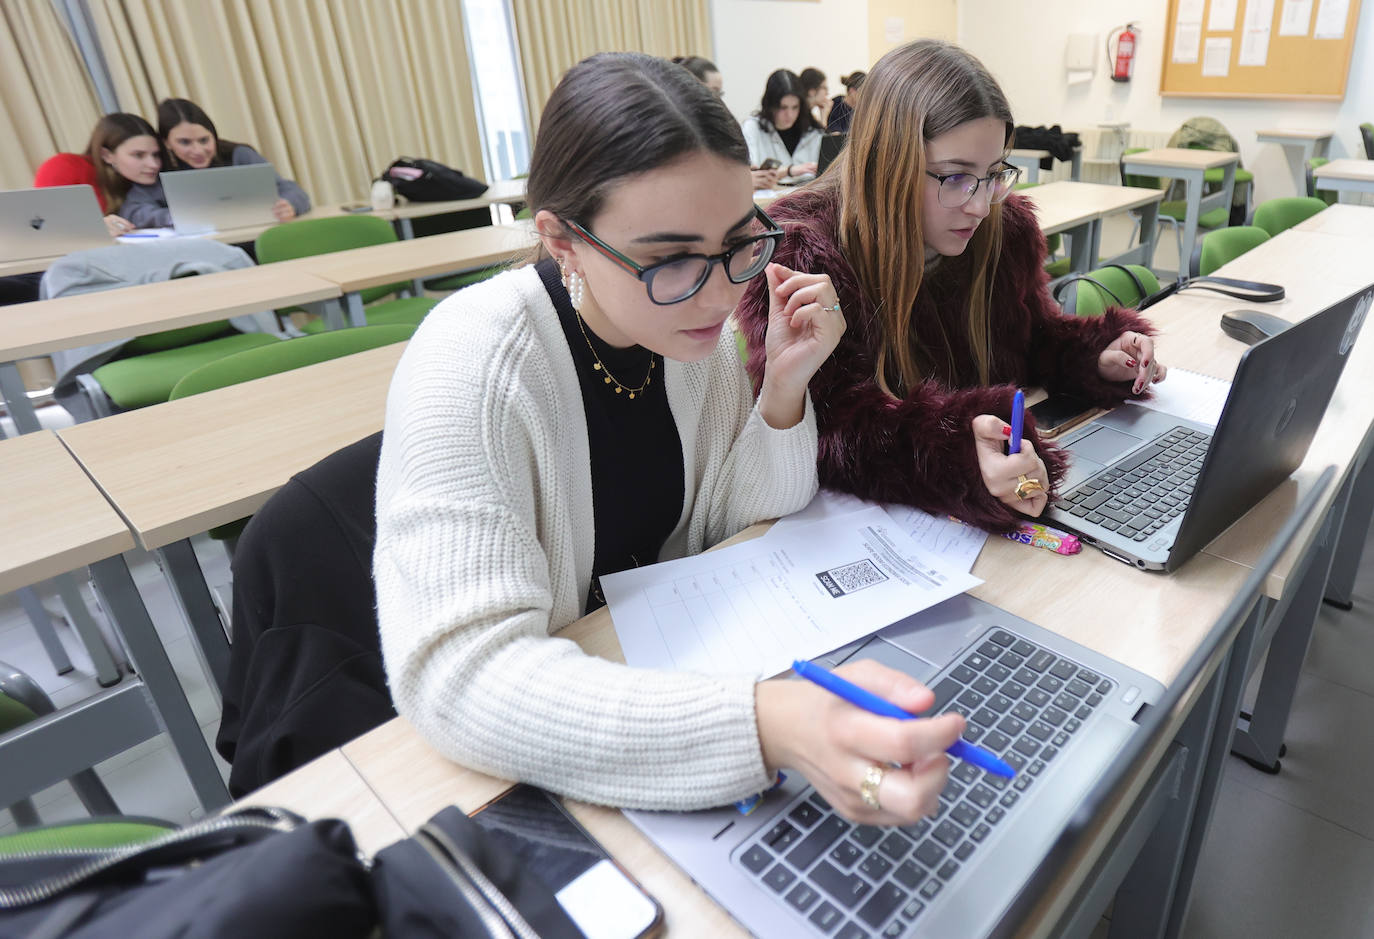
[1109,23,1140,82]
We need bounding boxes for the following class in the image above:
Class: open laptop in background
[0,186,112,261]
[1047,283,1371,572]
[625,469,1333,939]
[161,163,277,235]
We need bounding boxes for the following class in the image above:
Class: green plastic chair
[1252,197,1328,238]
[1,659,120,827]
[1190,225,1270,277]
[167,324,417,543]
[255,215,439,332]
[1120,148,1227,268]
[90,331,282,411]
[1361,122,1374,159]
[1058,264,1160,318]
[0,818,175,853]
[1306,157,1337,206]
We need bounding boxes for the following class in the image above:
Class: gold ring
[859,764,885,811]
[1015,475,1045,500]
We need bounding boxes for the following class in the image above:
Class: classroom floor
[1,218,1368,934]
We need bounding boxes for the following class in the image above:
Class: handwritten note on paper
[602,507,981,679]
[1125,368,1233,429]
[1202,37,1233,76]
[767,489,987,573]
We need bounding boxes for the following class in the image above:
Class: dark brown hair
[816,39,1013,396]
[755,69,815,136]
[86,113,159,212]
[157,98,243,168]
[798,67,826,94]
[528,52,749,248]
[674,55,719,83]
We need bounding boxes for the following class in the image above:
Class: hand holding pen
[971,390,1050,517]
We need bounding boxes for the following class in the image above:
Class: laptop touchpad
[1064,425,1145,466]
[838,636,940,685]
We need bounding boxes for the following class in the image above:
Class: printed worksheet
[766,489,988,573]
[602,507,982,678]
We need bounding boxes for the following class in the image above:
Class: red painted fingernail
[1126,358,1137,368]
[1001,427,1012,437]
[1142,359,1150,366]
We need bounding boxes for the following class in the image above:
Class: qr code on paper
[815,559,888,598]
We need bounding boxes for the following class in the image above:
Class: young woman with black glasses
[375,53,964,825]
[737,40,1167,534]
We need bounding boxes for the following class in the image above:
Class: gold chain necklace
[574,312,656,399]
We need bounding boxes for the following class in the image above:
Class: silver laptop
[0,186,112,261]
[160,163,277,235]
[1047,284,1370,572]
[625,469,1333,938]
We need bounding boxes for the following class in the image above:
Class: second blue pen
[791,659,1016,779]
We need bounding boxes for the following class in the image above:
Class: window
[461,0,530,182]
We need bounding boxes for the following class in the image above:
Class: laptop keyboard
[1058,426,1212,542]
[735,629,1115,937]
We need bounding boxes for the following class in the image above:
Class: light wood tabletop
[0,430,135,595]
[385,177,528,221]
[1293,204,1374,238]
[269,223,537,294]
[1120,148,1239,170]
[1312,159,1374,182]
[1255,129,1332,141]
[0,265,341,363]
[1023,181,1163,235]
[57,341,406,551]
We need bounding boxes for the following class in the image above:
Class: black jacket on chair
[216,432,396,797]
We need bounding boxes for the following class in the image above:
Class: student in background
[3,114,162,305]
[826,70,865,133]
[119,98,310,229]
[673,54,723,97]
[376,52,959,823]
[799,67,831,128]
[736,40,1166,533]
[740,69,821,186]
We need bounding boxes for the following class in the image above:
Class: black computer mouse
[1220,309,1292,346]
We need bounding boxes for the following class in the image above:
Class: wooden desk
[387,177,528,237]
[272,223,537,326]
[0,432,228,810]
[1120,149,1238,269]
[1008,147,1083,184]
[1024,181,1164,274]
[1255,129,1332,195]
[0,266,341,435]
[1312,158,1374,197]
[1293,203,1374,238]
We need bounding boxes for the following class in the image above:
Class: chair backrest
[168,324,416,400]
[1362,122,1374,159]
[1062,264,1161,318]
[1306,157,1335,204]
[255,215,403,305]
[1252,197,1328,237]
[0,819,175,855]
[1119,147,1162,190]
[1192,225,1270,277]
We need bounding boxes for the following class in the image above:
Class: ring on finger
[821,301,841,313]
[859,764,886,811]
[1015,474,1044,500]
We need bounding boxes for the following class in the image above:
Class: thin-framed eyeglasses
[564,206,785,305]
[924,164,1022,208]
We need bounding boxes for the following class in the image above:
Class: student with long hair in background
[740,69,822,186]
[376,52,963,824]
[737,40,1167,533]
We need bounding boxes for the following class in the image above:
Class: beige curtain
[87,0,485,205]
[0,0,102,190]
[511,0,711,130]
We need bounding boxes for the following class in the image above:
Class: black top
[536,259,685,613]
[778,123,804,158]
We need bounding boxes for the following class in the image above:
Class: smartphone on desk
[756,157,781,171]
[470,784,663,939]
[1029,393,1097,439]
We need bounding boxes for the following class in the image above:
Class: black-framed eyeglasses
[564,206,785,305]
[924,164,1021,208]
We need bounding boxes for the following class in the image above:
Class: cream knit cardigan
[375,266,820,810]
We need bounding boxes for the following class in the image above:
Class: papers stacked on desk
[601,502,983,679]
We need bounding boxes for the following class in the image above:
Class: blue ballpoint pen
[1008,389,1025,455]
[791,659,1016,778]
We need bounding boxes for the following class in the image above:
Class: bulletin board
[1160,0,1363,99]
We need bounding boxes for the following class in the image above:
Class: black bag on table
[0,806,583,938]
[382,157,489,202]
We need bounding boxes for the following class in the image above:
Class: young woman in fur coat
[737,40,1167,533]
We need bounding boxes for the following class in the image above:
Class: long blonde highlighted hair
[814,40,1014,397]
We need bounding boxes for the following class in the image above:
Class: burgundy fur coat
[736,187,1155,534]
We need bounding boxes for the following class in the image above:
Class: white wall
[710,0,870,123]
[959,0,1374,201]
